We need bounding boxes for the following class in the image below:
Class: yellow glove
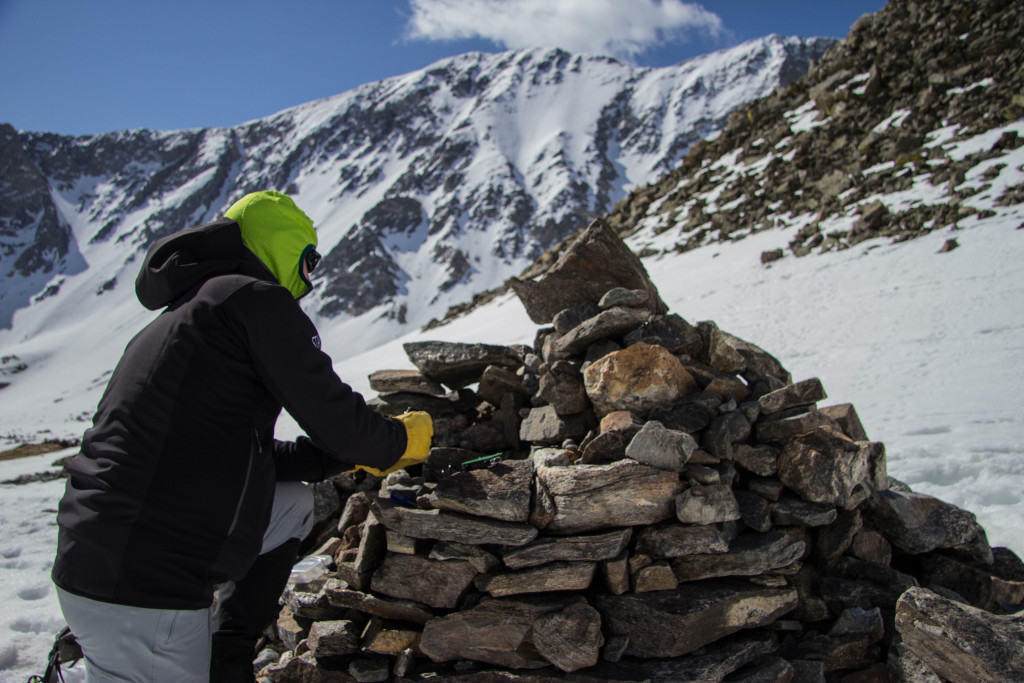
[353,411,434,477]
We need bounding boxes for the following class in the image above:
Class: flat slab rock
[403,341,521,389]
[420,458,534,523]
[476,561,597,597]
[370,553,477,610]
[531,459,683,534]
[502,528,633,569]
[374,498,538,547]
[420,596,603,672]
[670,530,806,582]
[596,579,798,658]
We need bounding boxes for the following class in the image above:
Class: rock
[337,491,372,535]
[530,599,604,672]
[323,580,434,624]
[624,420,697,471]
[635,522,730,557]
[507,217,668,324]
[755,407,840,444]
[552,306,653,358]
[735,490,773,533]
[421,458,533,523]
[368,369,446,396]
[478,365,526,406]
[598,287,649,309]
[260,651,353,682]
[670,531,806,582]
[816,509,863,567]
[552,301,601,335]
[778,426,870,507]
[733,444,779,476]
[623,313,705,357]
[403,341,521,389]
[348,657,391,683]
[370,553,477,610]
[374,499,538,546]
[758,377,827,415]
[920,551,1024,613]
[771,496,838,527]
[476,561,597,597]
[420,597,568,669]
[819,403,869,441]
[601,553,630,595]
[850,529,892,565]
[536,360,589,414]
[582,341,697,417]
[705,375,751,402]
[602,634,630,662]
[866,487,993,563]
[748,476,785,501]
[276,605,307,652]
[596,580,798,657]
[830,606,885,642]
[728,655,794,682]
[595,632,780,682]
[428,541,500,574]
[704,323,791,384]
[650,391,721,433]
[675,483,741,525]
[895,586,1024,682]
[519,405,588,444]
[633,561,679,592]
[502,528,632,569]
[703,410,752,460]
[360,617,421,655]
[532,459,682,533]
[307,619,361,657]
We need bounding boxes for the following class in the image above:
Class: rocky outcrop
[259,223,1023,682]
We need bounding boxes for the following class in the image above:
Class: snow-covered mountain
[0,36,833,440]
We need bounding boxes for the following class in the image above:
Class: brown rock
[507,217,668,324]
[531,599,604,672]
[532,459,682,533]
[671,531,806,582]
[374,498,538,546]
[778,426,870,507]
[819,403,869,441]
[733,444,779,476]
[323,580,434,624]
[675,483,741,525]
[476,561,596,597]
[537,360,590,414]
[602,553,630,595]
[307,620,361,658]
[361,617,421,655]
[368,369,446,396]
[758,377,827,415]
[635,522,730,558]
[866,487,993,563]
[583,342,697,417]
[370,553,477,609]
[502,528,632,569]
[478,365,526,406]
[633,561,679,592]
[597,580,798,657]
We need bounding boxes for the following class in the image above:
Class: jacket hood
[223,191,317,299]
[135,218,274,310]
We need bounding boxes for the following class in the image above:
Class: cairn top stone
[507,218,668,324]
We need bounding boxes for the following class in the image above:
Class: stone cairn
[262,222,1024,682]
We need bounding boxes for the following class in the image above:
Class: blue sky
[0,0,885,136]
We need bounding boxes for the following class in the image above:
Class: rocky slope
[427,0,1024,329]
[0,36,832,333]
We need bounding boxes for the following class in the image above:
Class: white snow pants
[55,481,314,682]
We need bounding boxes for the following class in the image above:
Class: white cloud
[403,0,724,61]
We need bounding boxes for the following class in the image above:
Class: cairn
[262,220,1024,682]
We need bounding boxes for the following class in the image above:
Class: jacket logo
[312,335,322,350]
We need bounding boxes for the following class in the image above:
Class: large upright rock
[508,218,668,324]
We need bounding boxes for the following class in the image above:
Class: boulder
[624,420,698,471]
[507,217,668,324]
[778,426,870,507]
[583,342,697,417]
[895,586,1024,682]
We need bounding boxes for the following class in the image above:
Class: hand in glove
[353,411,433,477]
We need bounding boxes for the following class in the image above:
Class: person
[51,190,433,682]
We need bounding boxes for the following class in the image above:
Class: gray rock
[771,496,838,527]
[895,586,1024,682]
[519,405,588,444]
[537,360,590,415]
[476,562,597,597]
[704,323,791,384]
[755,408,839,444]
[403,341,521,389]
[552,301,601,335]
[625,420,697,471]
[477,364,527,406]
[735,490,772,533]
[429,541,501,574]
[671,531,806,582]
[552,306,652,358]
[531,599,604,672]
[323,579,434,624]
[598,287,649,309]
[676,483,742,525]
[348,657,391,683]
[732,444,779,477]
[623,313,705,357]
[703,410,752,460]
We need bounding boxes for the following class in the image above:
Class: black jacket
[52,218,406,609]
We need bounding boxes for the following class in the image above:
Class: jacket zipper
[227,429,258,537]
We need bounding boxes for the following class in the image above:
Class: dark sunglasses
[304,248,322,274]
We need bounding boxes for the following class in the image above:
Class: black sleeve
[227,281,407,472]
[272,437,357,482]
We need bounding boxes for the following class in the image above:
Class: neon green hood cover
[224,191,317,299]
